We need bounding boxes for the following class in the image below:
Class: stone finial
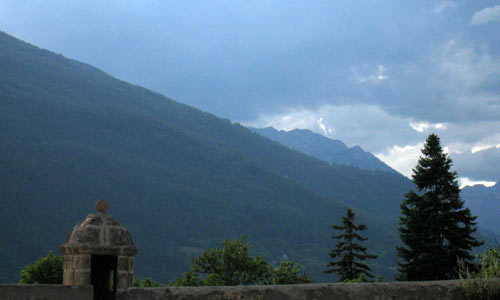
[95,200,109,214]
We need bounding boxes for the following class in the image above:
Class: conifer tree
[397,134,483,281]
[325,208,377,281]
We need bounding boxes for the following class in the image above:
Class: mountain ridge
[462,182,500,236]
[249,127,397,174]
[1,30,413,283]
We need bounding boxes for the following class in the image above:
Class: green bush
[133,276,162,287]
[271,260,314,285]
[340,273,386,283]
[20,251,63,284]
[169,236,313,286]
[342,273,367,283]
[459,247,500,300]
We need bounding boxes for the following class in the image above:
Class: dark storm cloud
[1,0,499,183]
[0,1,454,118]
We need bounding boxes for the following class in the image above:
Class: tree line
[20,134,489,285]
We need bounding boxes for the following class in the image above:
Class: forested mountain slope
[0,31,413,283]
[462,182,500,236]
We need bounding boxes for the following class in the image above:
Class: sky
[1,0,499,186]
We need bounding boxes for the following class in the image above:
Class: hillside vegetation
[462,183,500,236]
[0,31,413,283]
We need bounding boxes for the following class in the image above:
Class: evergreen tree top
[412,133,458,194]
[330,208,370,240]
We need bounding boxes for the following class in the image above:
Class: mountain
[250,127,397,174]
[462,182,500,236]
[0,30,415,283]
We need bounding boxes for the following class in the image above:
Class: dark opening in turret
[91,255,117,300]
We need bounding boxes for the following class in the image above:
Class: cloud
[472,5,500,25]
[311,39,500,127]
[246,104,421,153]
[415,121,500,181]
[246,103,423,177]
[438,40,500,89]
[248,104,500,183]
[316,117,333,135]
[375,144,422,178]
[409,121,447,133]
[351,65,389,84]
[472,144,500,154]
[442,121,500,151]
[434,1,457,14]
[459,177,496,189]
[426,121,500,181]
[376,139,500,183]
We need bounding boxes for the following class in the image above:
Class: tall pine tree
[397,134,483,281]
[325,208,377,281]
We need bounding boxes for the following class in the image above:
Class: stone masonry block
[128,257,134,270]
[117,271,132,290]
[63,269,75,285]
[74,255,91,270]
[118,256,129,271]
[74,270,91,285]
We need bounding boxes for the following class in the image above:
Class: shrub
[133,276,162,287]
[20,251,63,284]
[459,247,500,300]
[169,236,313,286]
[342,273,367,283]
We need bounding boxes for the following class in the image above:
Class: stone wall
[0,281,467,300]
[118,280,465,300]
[0,284,93,300]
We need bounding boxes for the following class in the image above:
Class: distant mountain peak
[249,126,397,174]
[462,180,500,236]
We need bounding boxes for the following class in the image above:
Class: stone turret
[60,200,138,298]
